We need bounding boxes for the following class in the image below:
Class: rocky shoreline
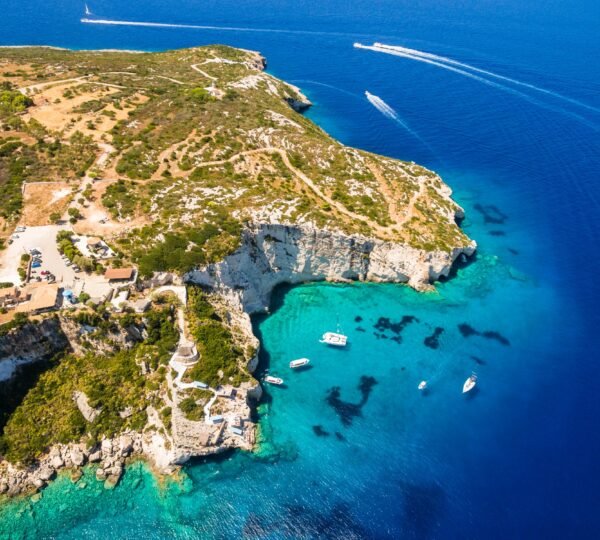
[0,432,140,497]
[0,219,475,499]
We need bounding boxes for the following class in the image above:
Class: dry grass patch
[21,181,73,226]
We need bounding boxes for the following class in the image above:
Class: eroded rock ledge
[187,222,476,313]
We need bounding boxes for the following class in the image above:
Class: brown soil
[22,182,74,226]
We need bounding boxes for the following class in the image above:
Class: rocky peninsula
[0,45,475,497]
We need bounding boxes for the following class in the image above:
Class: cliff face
[187,223,476,313]
[0,318,69,382]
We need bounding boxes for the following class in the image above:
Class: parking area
[0,225,79,286]
[0,226,111,299]
[0,225,132,313]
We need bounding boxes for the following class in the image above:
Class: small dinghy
[462,373,477,393]
[418,380,428,391]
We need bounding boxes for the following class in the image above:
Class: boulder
[101,439,113,457]
[73,391,102,423]
[32,477,45,489]
[71,448,85,467]
[95,468,107,481]
[38,466,55,482]
[88,450,102,463]
[51,455,64,469]
[104,475,120,490]
[119,435,133,456]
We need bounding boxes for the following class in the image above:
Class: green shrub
[186,288,245,388]
[0,309,177,463]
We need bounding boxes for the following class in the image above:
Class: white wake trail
[81,17,355,38]
[367,43,600,115]
[356,43,598,131]
[365,91,400,121]
[364,91,439,157]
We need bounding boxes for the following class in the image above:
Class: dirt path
[192,147,394,236]
[18,75,92,95]
[365,159,425,228]
[191,64,217,81]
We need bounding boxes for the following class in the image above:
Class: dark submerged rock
[424,327,444,349]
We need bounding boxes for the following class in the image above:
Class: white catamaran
[289,358,310,369]
[320,331,348,347]
[462,373,477,393]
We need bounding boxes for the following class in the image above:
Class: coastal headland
[0,45,475,497]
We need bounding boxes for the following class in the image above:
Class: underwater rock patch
[459,324,510,346]
[312,425,330,437]
[326,375,378,427]
[424,327,444,349]
[473,203,508,225]
[373,315,419,344]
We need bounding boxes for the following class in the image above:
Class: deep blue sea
[1,1,600,538]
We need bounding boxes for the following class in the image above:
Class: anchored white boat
[290,358,310,369]
[418,380,428,391]
[462,373,477,393]
[320,332,348,347]
[264,375,284,385]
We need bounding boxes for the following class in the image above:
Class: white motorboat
[290,358,310,369]
[320,332,348,347]
[462,373,477,393]
[264,375,284,385]
[418,380,427,391]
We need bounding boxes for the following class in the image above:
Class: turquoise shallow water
[0,238,569,538]
[2,0,600,536]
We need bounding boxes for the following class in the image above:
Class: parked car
[65,261,72,266]
[32,262,41,268]
[16,226,26,233]
[41,270,50,275]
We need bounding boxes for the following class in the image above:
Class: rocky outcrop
[59,316,144,357]
[0,433,145,497]
[187,223,476,314]
[0,317,69,382]
[0,316,146,384]
[73,391,102,423]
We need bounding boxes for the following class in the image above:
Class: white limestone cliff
[187,223,476,314]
